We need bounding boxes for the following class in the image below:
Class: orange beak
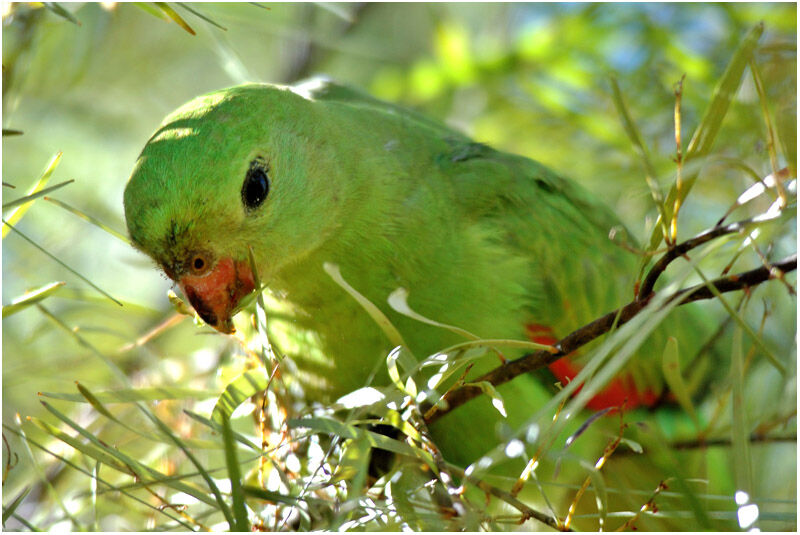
[178,257,256,334]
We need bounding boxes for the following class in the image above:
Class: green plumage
[124,80,702,466]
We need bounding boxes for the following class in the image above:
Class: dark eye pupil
[193,257,204,270]
[242,161,269,210]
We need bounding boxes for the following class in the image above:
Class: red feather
[526,323,658,411]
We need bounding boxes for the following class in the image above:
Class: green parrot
[123,80,703,476]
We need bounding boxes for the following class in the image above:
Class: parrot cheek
[178,257,255,334]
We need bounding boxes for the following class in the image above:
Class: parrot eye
[189,253,211,276]
[242,159,270,211]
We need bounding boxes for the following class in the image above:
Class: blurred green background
[2,2,796,531]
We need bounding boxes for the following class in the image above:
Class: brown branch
[425,254,796,425]
[638,218,753,300]
[668,255,796,305]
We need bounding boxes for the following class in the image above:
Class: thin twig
[639,218,752,300]
[614,480,669,531]
[448,465,569,531]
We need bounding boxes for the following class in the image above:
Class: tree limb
[638,217,757,299]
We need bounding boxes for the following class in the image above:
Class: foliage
[2,3,796,531]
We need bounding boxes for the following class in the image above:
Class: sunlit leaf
[645,22,765,253]
[2,180,74,211]
[2,281,65,318]
[661,337,699,427]
[221,414,249,531]
[43,196,132,245]
[324,262,407,350]
[288,417,435,469]
[2,152,62,239]
[212,368,269,424]
[686,23,764,161]
[388,287,479,340]
[154,2,196,35]
[470,380,507,417]
[330,433,370,496]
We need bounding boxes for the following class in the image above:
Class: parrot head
[124,83,348,333]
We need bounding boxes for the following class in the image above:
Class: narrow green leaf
[3,221,122,306]
[730,327,753,497]
[154,2,196,35]
[71,383,218,450]
[31,409,220,509]
[661,337,699,427]
[242,486,303,506]
[29,415,131,474]
[388,287,480,340]
[331,435,370,495]
[289,417,362,440]
[748,60,780,179]
[175,2,227,30]
[221,414,250,531]
[609,76,668,232]
[610,74,672,256]
[775,103,796,174]
[586,465,608,531]
[212,368,268,424]
[75,382,117,422]
[5,423,194,527]
[43,196,132,245]
[2,488,31,525]
[386,345,417,397]
[184,409,260,452]
[2,129,23,136]
[14,416,80,526]
[133,2,170,20]
[2,152,62,239]
[692,266,785,375]
[42,2,81,25]
[288,417,435,468]
[686,23,764,161]
[644,23,764,254]
[470,380,507,417]
[246,245,279,369]
[91,462,99,531]
[3,180,74,211]
[324,262,408,350]
[37,305,129,386]
[140,406,235,525]
[40,387,214,403]
[2,281,65,318]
